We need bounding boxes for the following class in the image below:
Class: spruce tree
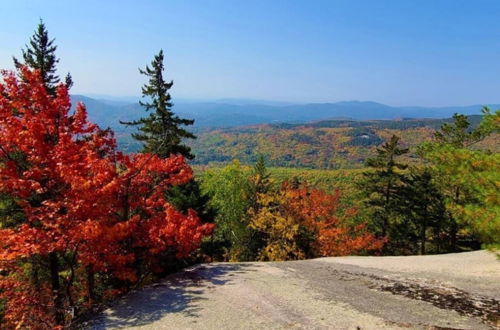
[362,135,409,244]
[249,155,272,202]
[121,50,195,159]
[13,20,72,95]
[398,169,450,255]
[125,50,215,261]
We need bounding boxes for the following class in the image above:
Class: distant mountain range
[71,94,498,131]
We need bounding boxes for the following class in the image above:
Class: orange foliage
[250,181,385,261]
[283,183,386,257]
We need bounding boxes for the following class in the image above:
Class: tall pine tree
[121,50,195,159]
[124,50,214,254]
[13,19,72,95]
[362,135,409,247]
[418,108,499,250]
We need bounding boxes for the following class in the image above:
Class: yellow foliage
[248,190,306,261]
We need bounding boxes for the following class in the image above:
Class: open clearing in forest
[89,251,499,329]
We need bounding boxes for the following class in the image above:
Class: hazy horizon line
[76,93,500,109]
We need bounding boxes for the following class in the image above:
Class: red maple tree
[283,182,386,257]
[0,68,213,328]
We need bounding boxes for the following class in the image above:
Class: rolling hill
[188,116,497,168]
[71,95,498,165]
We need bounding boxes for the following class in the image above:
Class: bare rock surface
[89,251,499,329]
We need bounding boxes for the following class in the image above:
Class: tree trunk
[450,220,458,252]
[435,227,441,254]
[31,256,41,292]
[49,252,64,325]
[450,187,461,252]
[382,181,392,237]
[420,226,426,255]
[87,266,95,306]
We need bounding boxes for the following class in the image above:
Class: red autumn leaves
[0,68,213,327]
[283,184,386,257]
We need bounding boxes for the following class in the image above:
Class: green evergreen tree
[165,179,216,222]
[434,112,487,148]
[13,19,72,95]
[362,135,409,242]
[398,169,450,254]
[121,50,195,159]
[248,155,272,211]
[124,50,215,262]
[428,113,480,249]
[418,108,499,250]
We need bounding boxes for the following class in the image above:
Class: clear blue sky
[1,0,499,106]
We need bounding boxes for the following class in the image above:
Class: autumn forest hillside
[188,115,498,169]
[70,94,499,166]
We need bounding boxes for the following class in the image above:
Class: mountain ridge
[71,94,498,132]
